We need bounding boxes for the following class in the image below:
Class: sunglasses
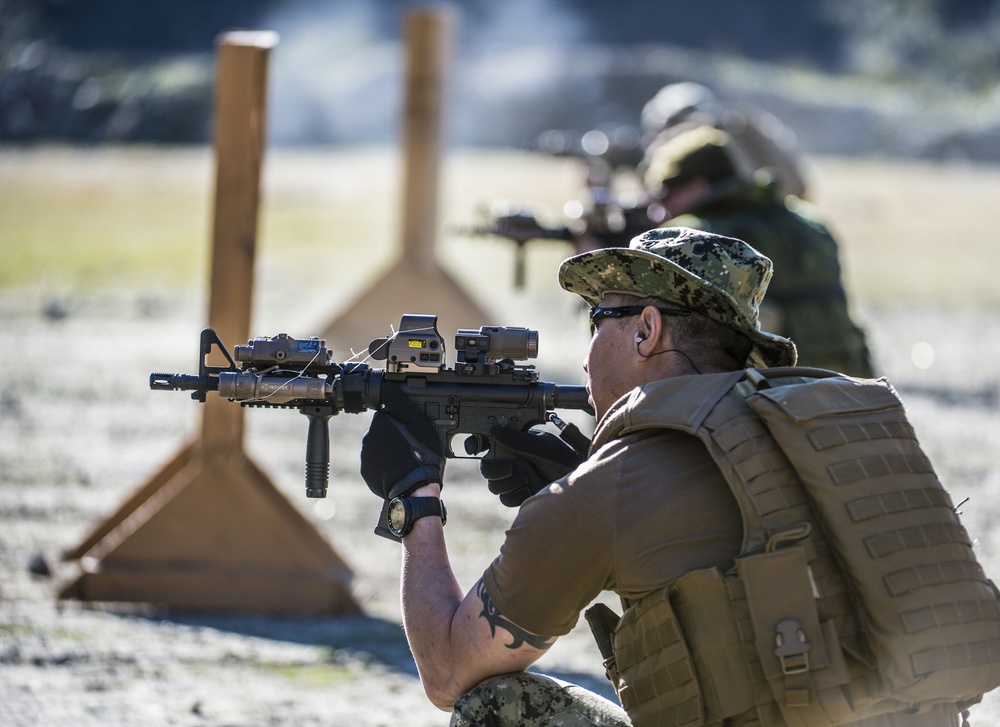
[589,305,691,334]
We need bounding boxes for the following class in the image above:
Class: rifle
[452,126,648,290]
[451,202,576,290]
[453,126,663,288]
[453,197,661,289]
[149,314,594,539]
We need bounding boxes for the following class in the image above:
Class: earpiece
[634,341,705,374]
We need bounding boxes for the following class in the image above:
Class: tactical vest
[596,368,1000,727]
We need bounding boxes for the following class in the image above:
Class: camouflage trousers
[450,672,631,727]
[447,672,968,726]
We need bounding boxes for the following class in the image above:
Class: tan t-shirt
[482,379,743,638]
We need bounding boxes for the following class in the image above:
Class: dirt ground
[3,150,1000,726]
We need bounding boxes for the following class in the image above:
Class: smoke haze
[262,0,591,147]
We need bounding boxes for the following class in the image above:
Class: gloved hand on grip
[479,425,585,507]
[360,380,445,502]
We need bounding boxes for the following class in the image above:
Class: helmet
[643,124,740,191]
[640,82,719,136]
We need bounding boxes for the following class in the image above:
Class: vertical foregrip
[302,405,335,498]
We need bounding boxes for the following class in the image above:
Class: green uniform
[667,182,874,377]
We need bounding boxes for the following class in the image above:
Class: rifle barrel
[149,373,203,391]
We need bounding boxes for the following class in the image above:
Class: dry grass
[0,147,212,289]
[809,155,1000,310]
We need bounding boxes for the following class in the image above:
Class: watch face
[388,498,408,535]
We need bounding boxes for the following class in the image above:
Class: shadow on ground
[131,610,620,701]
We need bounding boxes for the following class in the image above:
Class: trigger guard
[464,433,490,456]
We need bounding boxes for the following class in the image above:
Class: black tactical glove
[478,425,586,507]
[360,380,445,502]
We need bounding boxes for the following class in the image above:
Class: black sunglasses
[589,304,691,333]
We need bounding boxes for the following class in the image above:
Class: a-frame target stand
[58,32,359,616]
[319,7,490,347]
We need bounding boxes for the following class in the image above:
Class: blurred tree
[823,0,1000,92]
[1,0,42,54]
[4,0,1000,149]
[34,0,279,53]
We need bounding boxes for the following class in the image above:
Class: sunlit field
[4,145,999,305]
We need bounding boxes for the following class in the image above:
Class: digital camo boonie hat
[558,227,797,368]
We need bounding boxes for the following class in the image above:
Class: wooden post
[400,8,448,275]
[201,31,274,456]
[58,32,360,616]
[320,6,490,349]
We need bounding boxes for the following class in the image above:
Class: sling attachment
[586,603,622,686]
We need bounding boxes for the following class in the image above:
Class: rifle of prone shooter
[150,314,593,534]
[450,204,576,290]
[453,196,664,290]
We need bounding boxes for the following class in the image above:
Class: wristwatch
[387,496,447,538]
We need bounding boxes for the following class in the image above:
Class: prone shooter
[452,126,664,289]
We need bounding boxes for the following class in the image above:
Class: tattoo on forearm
[476,580,553,651]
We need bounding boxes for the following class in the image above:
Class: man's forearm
[399,483,467,709]
[398,483,549,709]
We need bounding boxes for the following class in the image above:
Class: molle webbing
[608,369,1000,727]
[744,372,1000,711]
[613,586,704,726]
[700,384,865,726]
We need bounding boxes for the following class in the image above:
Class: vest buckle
[774,618,810,675]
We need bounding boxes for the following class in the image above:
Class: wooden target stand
[58,32,359,616]
[319,6,489,346]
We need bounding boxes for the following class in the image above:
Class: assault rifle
[529,125,660,250]
[454,196,662,289]
[452,202,576,289]
[149,314,593,539]
[455,127,662,288]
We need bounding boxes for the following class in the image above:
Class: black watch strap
[408,496,447,526]
[389,496,447,538]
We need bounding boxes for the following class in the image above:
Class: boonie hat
[558,226,797,368]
